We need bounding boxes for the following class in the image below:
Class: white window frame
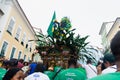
[0,40,9,56]
[21,32,26,45]
[29,42,32,52]
[18,51,22,60]
[25,37,29,48]
[7,17,16,35]
[24,55,26,61]
[9,45,16,59]
[15,26,22,41]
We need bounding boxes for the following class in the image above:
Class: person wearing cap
[89,31,120,80]
[101,53,116,74]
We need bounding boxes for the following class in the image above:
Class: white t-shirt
[33,53,43,63]
[24,72,50,80]
[83,64,97,79]
[22,66,29,73]
[102,65,117,74]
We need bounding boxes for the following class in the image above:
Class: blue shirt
[29,63,37,75]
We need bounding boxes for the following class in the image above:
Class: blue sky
[18,0,120,47]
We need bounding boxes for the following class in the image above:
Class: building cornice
[99,21,114,35]
[106,18,120,37]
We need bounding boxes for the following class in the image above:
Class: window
[15,27,21,41]
[0,41,8,56]
[7,18,15,35]
[25,38,28,48]
[18,51,22,60]
[29,43,32,52]
[24,55,26,61]
[21,33,26,46]
[30,47,32,52]
[26,44,28,48]
[10,47,16,59]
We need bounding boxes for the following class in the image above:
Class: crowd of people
[1,31,120,80]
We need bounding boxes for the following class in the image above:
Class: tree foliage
[47,17,89,56]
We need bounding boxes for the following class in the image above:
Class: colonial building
[99,18,120,53]
[99,21,114,51]
[107,18,120,43]
[0,0,37,61]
